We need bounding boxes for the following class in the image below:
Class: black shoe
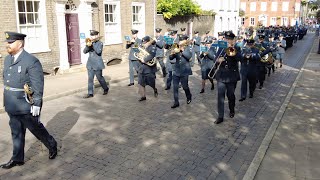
[211,84,214,90]
[83,94,93,99]
[0,160,24,169]
[280,64,282,68]
[49,146,58,159]
[165,87,170,90]
[171,104,180,108]
[139,97,146,102]
[154,89,158,97]
[239,98,246,102]
[214,118,224,124]
[187,98,192,104]
[128,83,134,86]
[103,89,109,95]
[259,85,263,89]
[249,94,253,98]
[200,89,204,93]
[229,112,235,118]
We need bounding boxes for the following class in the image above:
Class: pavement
[250,35,320,180]
[0,33,317,180]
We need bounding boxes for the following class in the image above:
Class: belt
[4,86,24,92]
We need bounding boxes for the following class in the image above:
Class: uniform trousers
[192,51,200,66]
[240,72,256,98]
[156,57,166,75]
[173,75,192,105]
[166,71,173,89]
[129,60,140,84]
[256,66,267,86]
[217,81,236,118]
[8,113,57,162]
[87,69,109,95]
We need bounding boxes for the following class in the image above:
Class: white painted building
[195,0,241,37]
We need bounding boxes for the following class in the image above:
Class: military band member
[1,32,57,169]
[199,39,215,93]
[276,34,286,68]
[137,36,158,101]
[155,28,167,77]
[239,39,260,101]
[214,32,241,124]
[83,30,109,98]
[255,34,271,89]
[192,31,201,66]
[180,27,187,35]
[165,30,179,90]
[203,31,212,42]
[169,35,193,108]
[126,29,142,86]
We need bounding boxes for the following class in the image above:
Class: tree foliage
[157,0,202,19]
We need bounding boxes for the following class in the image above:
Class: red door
[65,14,81,65]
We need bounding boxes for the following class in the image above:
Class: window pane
[19,13,26,24]
[26,1,33,12]
[34,1,40,12]
[34,13,40,24]
[110,14,113,22]
[105,14,109,22]
[27,13,34,24]
[105,4,108,13]
[109,5,113,13]
[18,1,26,12]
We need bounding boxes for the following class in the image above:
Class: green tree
[157,0,202,19]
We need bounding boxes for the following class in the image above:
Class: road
[0,33,314,180]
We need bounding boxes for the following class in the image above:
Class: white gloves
[30,106,41,116]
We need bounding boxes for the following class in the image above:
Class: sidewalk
[251,37,320,179]
[0,60,132,113]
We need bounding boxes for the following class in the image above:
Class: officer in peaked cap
[217,32,224,40]
[1,32,58,169]
[180,27,187,35]
[126,29,142,86]
[214,31,241,124]
[154,28,167,77]
[192,31,201,66]
[164,29,179,90]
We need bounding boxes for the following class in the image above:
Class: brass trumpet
[85,36,103,46]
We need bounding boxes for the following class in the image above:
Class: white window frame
[241,17,245,25]
[103,0,122,45]
[295,3,300,12]
[282,2,289,11]
[282,17,288,26]
[270,17,277,26]
[132,2,145,39]
[250,2,256,12]
[261,2,267,11]
[240,2,246,11]
[15,0,50,53]
[250,17,255,26]
[271,2,277,11]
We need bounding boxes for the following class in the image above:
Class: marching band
[119,25,306,124]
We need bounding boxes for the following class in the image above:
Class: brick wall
[94,0,156,63]
[156,15,215,37]
[241,0,301,27]
[0,1,60,76]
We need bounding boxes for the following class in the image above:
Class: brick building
[0,0,156,74]
[239,0,302,28]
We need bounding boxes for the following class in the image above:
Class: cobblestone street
[0,34,314,180]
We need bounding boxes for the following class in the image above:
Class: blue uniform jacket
[155,35,164,57]
[199,46,216,71]
[3,50,44,114]
[83,41,105,70]
[169,47,193,77]
[240,47,260,75]
[214,47,241,83]
[126,38,142,61]
[192,36,201,52]
[138,44,157,74]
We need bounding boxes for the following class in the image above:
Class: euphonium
[134,46,157,66]
[258,46,269,63]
